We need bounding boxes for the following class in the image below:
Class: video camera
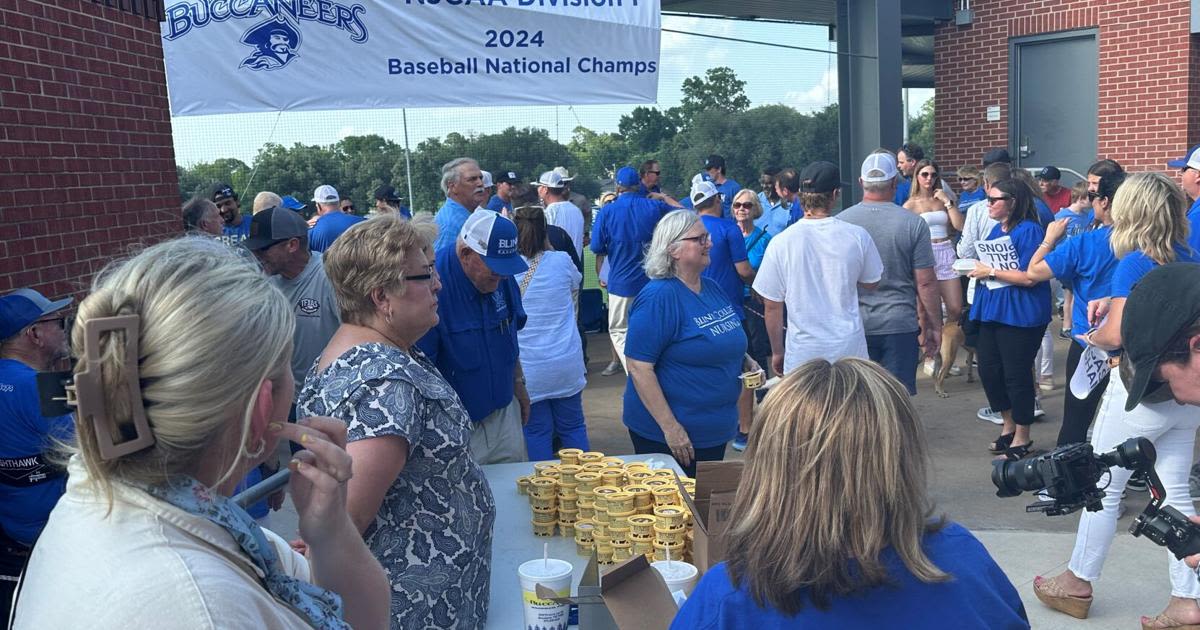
[992,437,1200,560]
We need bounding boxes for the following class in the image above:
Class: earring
[385,309,394,327]
[244,437,265,459]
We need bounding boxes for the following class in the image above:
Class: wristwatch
[988,270,997,281]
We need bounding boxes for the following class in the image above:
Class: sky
[170,14,932,167]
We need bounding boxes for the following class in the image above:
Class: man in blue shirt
[486,170,519,215]
[0,288,74,616]
[754,166,789,236]
[417,211,531,464]
[590,166,681,372]
[434,157,487,253]
[373,184,412,219]
[637,159,662,196]
[1168,145,1200,250]
[307,184,364,252]
[893,142,923,205]
[704,154,741,218]
[211,183,252,246]
[775,167,805,226]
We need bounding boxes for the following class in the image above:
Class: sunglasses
[731,202,755,209]
[342,205,355,211]
[646,170,661,175]
[1087,191,1100,201]
[986,195,1012,204]
[919,172,939,178]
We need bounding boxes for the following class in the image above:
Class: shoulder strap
[519,253,542,296]
[746,228,767,252]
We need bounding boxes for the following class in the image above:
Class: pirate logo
[239,18,301,71]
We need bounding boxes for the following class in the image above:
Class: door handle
[1019,135,1034,159]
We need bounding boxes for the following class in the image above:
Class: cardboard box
[676,461,743,573]
[536,553,677,630]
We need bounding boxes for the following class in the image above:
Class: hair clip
[70,315,155,460]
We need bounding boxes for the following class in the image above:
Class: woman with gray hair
[622,210,748,476]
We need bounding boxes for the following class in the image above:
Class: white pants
[608,293,634,370]
[1068,375,1200,597]
[469,399,527,465]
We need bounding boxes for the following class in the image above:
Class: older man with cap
[417,211,531,464]
[373,185,411,219]
[535,170,585,258]
[487,171,520,216]
[590,166,681,373]
[0,288,74,619]
[1037,166,1072,212]
[552,166,592,231]
[434,158,487,253]
[1168,145,1200,251]
[211,183,252,246]
[308,184,364,253]
[753,161,883,375]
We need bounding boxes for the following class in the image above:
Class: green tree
[670,66,751,130]
[617,106,678,153]
[566,126,629,199]
[907,98,935,159]
[176,158,252,202]
[250,142,342,207]
[334,134,405,212]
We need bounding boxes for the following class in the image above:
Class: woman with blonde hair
[729,188,770,451]
[297,215,496,629]
[672,358,1026,628]
[904,159,964,375]
[15,236,389,629]
[1032,173,1200,628]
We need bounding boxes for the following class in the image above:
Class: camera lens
[1107,437,1156,471]
[992,456,1046,497]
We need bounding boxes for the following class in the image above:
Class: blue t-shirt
[623,278,746,448]
[700,215,750,317]
[1186,197,1200,253]
[308,212,365,253]
[671,523,1029,630]
[220,215,252,247]
[1054,208,1093,238]
[1044,225,1117,346]
[894,178,912,205]
[714,178,741,218]
[416,249,527,422]
[0,359,74,545]
[971,220,1052,328]
[434,198,472,253]
[485,194,512,214]
[637,183,661,196]
[958,187,985,211]
[1034,198,1055,226]
[742,226,771,297]
[787,198,805,226]
[589,192,673,297]
[1111,243,1200,298]
[754,193,790,237]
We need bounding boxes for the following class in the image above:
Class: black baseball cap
[1120,263,1200,411]
[1037,166,1062,181]
[703,154,726,170]
[374,185,402,202]
[496,171,521,185]
[243,206,309,251]
[982,148,1012,166]
[209,183,237,202]
[799,161,840,193]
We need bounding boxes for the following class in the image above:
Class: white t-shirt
[752,217,884,373]
[515,251,586,402]
[545,200,584,259]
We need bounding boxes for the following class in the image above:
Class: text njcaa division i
[387,56,657,77]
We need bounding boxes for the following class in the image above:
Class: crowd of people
[3,138,1200,628]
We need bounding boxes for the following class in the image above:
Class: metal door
[1010,31,1098,182]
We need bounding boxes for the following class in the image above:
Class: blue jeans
[866,332,920,395]
[523,392,589,461]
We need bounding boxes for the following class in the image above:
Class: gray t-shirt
[271,252,341,397]
[837,201,935,335]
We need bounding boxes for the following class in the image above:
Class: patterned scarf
[142,476,350,630]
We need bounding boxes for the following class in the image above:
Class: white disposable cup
[518,558,573,630]
[651,560,699,597]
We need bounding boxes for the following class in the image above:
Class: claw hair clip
[66,315,156,460]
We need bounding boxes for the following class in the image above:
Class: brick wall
[0,0,179,301]
[934,0,1199,176]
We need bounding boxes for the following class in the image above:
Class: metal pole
[402,108,415,210]
[902,88,910,141]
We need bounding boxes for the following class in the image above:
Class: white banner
[161,0,660,116]
[975,236,1019,290]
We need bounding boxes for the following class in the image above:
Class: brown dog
[933,320,975,398]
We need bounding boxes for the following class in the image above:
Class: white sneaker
[1034,399,1046,418]
[923,359,935,376]
[977,407,1003,424]
[600,361,622,376]
[948,365,962,377]
[1038,376,1055,392]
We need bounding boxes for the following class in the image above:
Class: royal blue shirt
[221,215,252,246]
[700,215,749,317]
[485,194,512,215]
[1186,198,1200,253]
[637,183,661,196]
[308,212,365,253]
[754,193,790,237]
[894,178,913,205]
[742,226,771,297]
[589,192,673,297]
[1044,226,1117,346]
[416,250,527,422]
[787,198,805,226]
[971,220,1052,328]
[0,359,74,545]
[232,467,269,519]
[434,198,472,253]
[1034,198,1055,226]
[958,187,985,211]
[623,278,746,449]
[671,523,1029,630]
[714,178,741,218]
[1111,243,1200,299]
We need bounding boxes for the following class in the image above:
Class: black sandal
[1001,442,1034,460]
[988,433,1014,454]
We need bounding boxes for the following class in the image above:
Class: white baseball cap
[860,154,899,184]
[312,184,340,203]
[691,181,719,206]
[533,170,566,189]
[459,210,529,277]
[552,166,575,182]
[481,170,494,188]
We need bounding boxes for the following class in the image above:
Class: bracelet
[1038,242,1053,249]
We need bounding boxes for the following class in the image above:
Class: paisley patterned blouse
[297,343,496,630]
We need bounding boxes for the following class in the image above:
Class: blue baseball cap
[1167,144,1200,170]
[460,211,529,277]
[615,166,640,188]
[0,288,72,340]
[280,195,306,210]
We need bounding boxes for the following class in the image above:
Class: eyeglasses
[731,202,755,209]
[33,315,66,329]
[679,233,711,245]
[646,170,661,175]
[1086,191,1100,202]
[986,195,1012,204]
[405,264,437,283]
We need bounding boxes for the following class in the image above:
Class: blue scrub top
[699,215,749,317]
[416,249,527,422]
[0,359,74,545]
[589,192,673,297]
[622,278,746,449]
[971,220,1052,328]
[308,212,365,253]
[1044,226,1117,345]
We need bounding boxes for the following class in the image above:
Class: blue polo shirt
[308,212,365,253]
[754,192,790,236]
[714,178,741,218]
[636,183,661,196]
[0,359,74,546]
[416,250,527,422]
[434,198,472,253]
[589,192,673,298]
[623,278,746,449]
[700,215,749,317]
[1044,226,1117,346]
[486,194,512,215]
[1186,197,1200,253]
[971,220,1052,328]
[221,215,252,247]
[894,178,913,205]
[1111,243,1200,299]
